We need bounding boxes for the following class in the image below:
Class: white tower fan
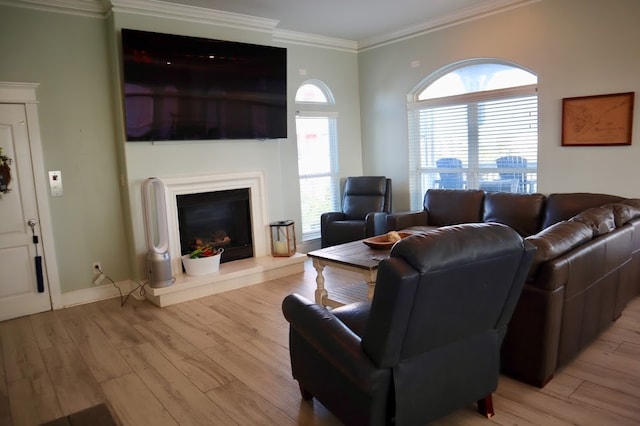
[142,177,173,288]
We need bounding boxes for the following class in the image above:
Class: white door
[0,103,52,320]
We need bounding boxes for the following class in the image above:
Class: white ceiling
[7,0,537,48]
[157,0,534,45]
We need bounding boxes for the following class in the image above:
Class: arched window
[296,82,331,103]
[296,80,339,242]
[407,60,538,210]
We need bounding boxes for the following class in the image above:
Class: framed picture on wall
[561,92,634,146]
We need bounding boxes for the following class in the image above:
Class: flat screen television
[121,29,287,141]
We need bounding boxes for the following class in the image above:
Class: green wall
[3,0,639,297]
[111,12,362,280]
[0,7,129,293]
[0,3,362,292]
[358,0,640,211]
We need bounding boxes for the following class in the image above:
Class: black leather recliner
[320,176,392,248]
[283,223,536,425]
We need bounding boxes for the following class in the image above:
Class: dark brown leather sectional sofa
[386,189,640,387]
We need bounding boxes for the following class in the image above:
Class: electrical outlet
[92,262,101,275]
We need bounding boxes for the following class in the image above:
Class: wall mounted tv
[121,29,287,141]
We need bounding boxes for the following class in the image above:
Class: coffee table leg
[312,258,328,306]
[365,270,377,300]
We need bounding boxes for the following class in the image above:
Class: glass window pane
[295,84,328,103]
[299,176,338,237]
[418,105,469,167]
[409,61,538,203]
[296,81,338,241]
[419,63,537,100]
[296,117,332,175]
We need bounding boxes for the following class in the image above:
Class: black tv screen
[121,29,287,141]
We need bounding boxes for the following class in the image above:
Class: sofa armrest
[282,294,380,387]
[525,220,593,281]
[365,211,388,237]
[386,210,429,231]
[320,212,347,247]
[320,211,346,223]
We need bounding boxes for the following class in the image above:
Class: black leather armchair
[283,223,536,425]
[320,176,392,248]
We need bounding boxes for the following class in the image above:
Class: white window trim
[296,110,339,118]
[407,61,538,210]
[296,81,340,242]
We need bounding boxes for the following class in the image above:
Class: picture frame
[561,92,634,146]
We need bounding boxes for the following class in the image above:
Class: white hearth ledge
[145,253,306,307]
[147,171,305,307]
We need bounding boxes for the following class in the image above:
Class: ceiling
[8,0,536,48]
[155,0,534,46]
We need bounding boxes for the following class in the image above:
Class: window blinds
[297,116,339,240]
[408,87,537,208]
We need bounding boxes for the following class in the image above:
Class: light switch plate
[48,170,63,197]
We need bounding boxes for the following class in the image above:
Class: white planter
[181,249,223,276]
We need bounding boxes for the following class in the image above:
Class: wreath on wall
[0,147,12,197]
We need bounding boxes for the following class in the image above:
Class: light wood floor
[1,260,640,425]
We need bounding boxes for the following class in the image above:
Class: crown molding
[0,0,280,33]
[0,0,109,17]
[358,0,542,51]
[273,29,357,53]
[0,0,541,51]
[109,0,279,34]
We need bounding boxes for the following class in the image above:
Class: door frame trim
[0,82,62,309]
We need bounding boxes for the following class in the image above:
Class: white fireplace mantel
[162,171,270,275]
[144,171,305,307]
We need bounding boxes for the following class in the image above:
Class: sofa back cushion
[483,192,546,237]
[604,201,640,227]
[568,206,616,236]
[423,189,484,226]
[525,220,593,278]
[621,198,640,209]
[541,193,624,229]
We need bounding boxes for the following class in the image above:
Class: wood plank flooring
[1,260,639,425]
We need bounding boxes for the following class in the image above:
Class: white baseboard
[58,253,308,309]
[59,279,141,308]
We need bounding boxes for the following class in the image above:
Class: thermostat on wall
[48,170,63,197]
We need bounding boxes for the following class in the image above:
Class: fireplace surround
[143,171,305,307]
[176,188,254,264]
[163,171,269,274]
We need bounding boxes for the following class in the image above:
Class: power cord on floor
[120,279,149,307]
[95,265,149,307]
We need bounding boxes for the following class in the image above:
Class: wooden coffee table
[307,239,391,308]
